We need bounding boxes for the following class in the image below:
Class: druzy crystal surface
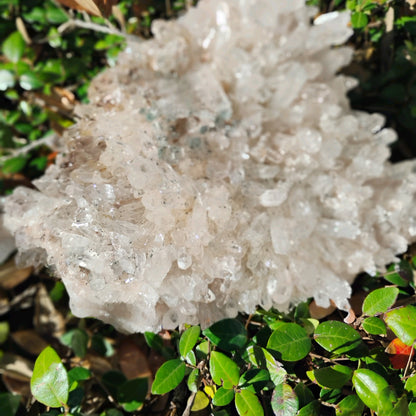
[4,0,416,332]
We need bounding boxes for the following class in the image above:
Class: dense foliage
[1,0,416,415]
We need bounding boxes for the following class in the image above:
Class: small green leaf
[405,374,416,395]
[60,329,88,358]
[210,351,240,389]
[191,391,210,412]
[235,389,264,416]
[362,287,399,316]
[239,369,270,392]
[314,321,362,354]
[352,369,396,414]
[313,365,353,389]
[117,378,148,412]
[212,387,235,406]
[203,319,247,352]
[187,368,199,393]
[335,394,364,416]
[0,70,14,91]
[144,332,163,351]
[267,323,311,361]
[297,400,320,416]
[151,359,186,395]
[2,156,27,174]
[0,392,21,416]
[388,395,408,416]
[271,383,298,416]
[30,346,69,407]
[2,32,25,63]
[351,11,368,29]
[246,345,286,386]
[67,367,91,389]
[185,350,196,366]
[362,316,387,335]
[385,305,416,345]
[179,325,200,358]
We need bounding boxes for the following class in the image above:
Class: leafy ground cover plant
[10,252,416,415]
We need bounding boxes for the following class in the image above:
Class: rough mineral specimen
[4,0,416,333]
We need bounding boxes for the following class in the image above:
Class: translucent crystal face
[4,0,416,333]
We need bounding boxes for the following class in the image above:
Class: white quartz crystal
[3,0,416,333]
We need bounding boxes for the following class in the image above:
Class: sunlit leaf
[351,11,369,29]
[209,351,240,389]
[187,368,199,393]
[30,346,69,407]
[314,321,362,354]
[151,359,185,395]
[239,368,270,392]
[191,391,210,412]
[362,316,387,335]
[179,325,200,358]
[267,323,311,361]
[352,369,396,414]
[0,70,14,91]
[212,387,234,406]
[235,389,264,416]
[362,287,399,316]
[385,305,416,345]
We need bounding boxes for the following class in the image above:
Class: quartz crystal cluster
[4,0,416,333]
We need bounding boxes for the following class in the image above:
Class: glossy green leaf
[144,332,163,351]
[0,392,21,416]
[179,325,200,358]
[235,389,264,416]
[362,316,387,335]
[297,400,320,416]
[203,319,247,352]
[239,369,270,392]
[2,32,25,63]
[246,345,286,386]
[384,263,409,287]
[67,367,91,388]
[335,394,364,416]
[0,70,14,91]
[313,365,353,389]
[187,368,199,393]
[351,11,369,29]
[314,321,362,354]
[267,323,311,361]
[212,387,235,406]
[271,383,298,416]
[191,391,210,412]
[385,305,416,345]
[362,287,399,316]
[405,374,416,395]
[30,346,69,407]
[117,378,148,412]
[185,350,196,366]
[210,351,240,389]
[352,369,396,414]
[151,359,185,395]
